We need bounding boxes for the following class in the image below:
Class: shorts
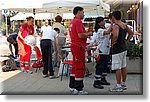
[111,51,127,70]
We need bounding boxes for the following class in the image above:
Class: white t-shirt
[41,25,57,41]
[53,22,66,37]
[96,28,111,55]
[90,24,111,55]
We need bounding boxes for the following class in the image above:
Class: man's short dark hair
[112,11,121,20]
[26,16,34,21]
[73,6,84,15]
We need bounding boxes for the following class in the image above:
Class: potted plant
[126,43,143,60]
[126,43,143,73]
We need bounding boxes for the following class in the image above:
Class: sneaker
[49,75,56,79]
[101,78,110,85]
[22,70,28,74]
[69,88,75,94]
[87,60,92,63]
[43,74,49,78]
[121,84,127,90]
[73,89,88,95]
[20,68,25,72]
[26,70,33,74]
[110,85,123,92]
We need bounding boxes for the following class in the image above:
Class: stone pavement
[0,65,143,95]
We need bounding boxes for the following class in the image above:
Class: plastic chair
[60,60,73,81]
[34,46,42,60]
[32,46,43,72]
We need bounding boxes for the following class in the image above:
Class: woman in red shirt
[18,16,34,74]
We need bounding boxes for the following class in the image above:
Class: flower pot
[126,57,143,73]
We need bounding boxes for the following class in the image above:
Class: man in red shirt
[69,6,93,95]
[18,16,34,74]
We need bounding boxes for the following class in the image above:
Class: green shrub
[126,43,143,60]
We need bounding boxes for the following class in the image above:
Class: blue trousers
[95,54,109,76]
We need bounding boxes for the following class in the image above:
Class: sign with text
[2,10,9,15]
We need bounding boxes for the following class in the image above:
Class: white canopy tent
[10,12,53,21]
[10,12,27,20]
[1,0,109,21]
[1,0,110,35]
[10,10,105,21]
[0,0,110,14]
[1,0,140,14]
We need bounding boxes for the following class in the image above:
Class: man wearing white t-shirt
[40,20,58,79]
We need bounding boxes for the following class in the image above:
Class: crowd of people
[6,6,137,95]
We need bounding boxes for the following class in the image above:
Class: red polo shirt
[19,23,34,39]
[69,17,86,48]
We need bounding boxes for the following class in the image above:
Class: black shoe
[101,78,110,85]
[93,83,104,89]
[93,81,104,89]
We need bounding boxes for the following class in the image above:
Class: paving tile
[0,66,143,95]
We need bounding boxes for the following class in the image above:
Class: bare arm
[126,25,134,43]
[78,32,93,39]
[18,31,25,43]
[9,44,13,55]
[40,27,43,37]
[40,32,43,37]
[103,24,112,35]
[111,25,119,46]
[86,42,94,48]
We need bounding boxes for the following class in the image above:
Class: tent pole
[33,8,36,34]
[96,5,100,16]
[5,14,8,36]
[50,13,52,26]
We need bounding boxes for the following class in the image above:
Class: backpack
[1,56,18,72]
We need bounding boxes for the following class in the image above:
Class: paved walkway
[0,65,143,95]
